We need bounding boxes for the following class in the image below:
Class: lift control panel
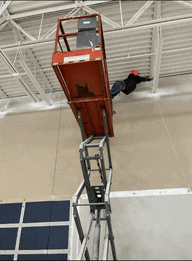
[52,14,114,137]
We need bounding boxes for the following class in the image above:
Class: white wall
[1,74,192,203]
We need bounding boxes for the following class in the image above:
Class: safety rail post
[77,213,94,260]
[103,109,113,168]
[78,110,86,141]
[60,21,71,52]
[103,220,110,260]
[92,208,101,260]
[105,201,117,261]
[73,203,91,260]
[54,19,60,53]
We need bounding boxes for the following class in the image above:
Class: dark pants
[110,81,124,99]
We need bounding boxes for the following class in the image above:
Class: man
[111,70,152,99]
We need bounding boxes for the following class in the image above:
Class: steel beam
[105,202,117,261]
[19,78,40,102]
[102,109,112,169]
[0,0,12,16]
[2,12,192,52]
[82,5,121,28]
[92,209,101,260]
[19,58,51,105]
[152,28,163,93]
[174,0,192,9]
[77,214,94,261]
[38,13,44,40]
[9,19,36,41]
[78,110,86,141]
[11,25,53,92]
[119,0,124,26]
[0,49,39,102]
[107,13,192,34]
[41,7,81,39]
[151,1,162,93]
[44,8,80,39]
[0,20,8,30]
[0,1,107,23]
[150,0,161,78]
[1,98,10,112]
[1,38,55,52]
[40,24,57,40]
[0,49,17,74]
[103,222,109,260]
[126,1,154,26]
[73,204,91,260]
[0,87,7,98]
[3,41,192,80]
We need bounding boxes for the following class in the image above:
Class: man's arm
[135,76,152,83]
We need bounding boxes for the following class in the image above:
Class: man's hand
[145,76,152,81]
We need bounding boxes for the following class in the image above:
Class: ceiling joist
[0,1,107,23]
[126,1,154,26]
[11,24,53,93]
[0,0,192,104]
[19,58,51,105]
[0,0,12,16]
[173,0,192,9]
[9,19,36,41]
[0,49,39,102]
[2,11,192,52]
[82,5,121,28]
[40,7,81,39]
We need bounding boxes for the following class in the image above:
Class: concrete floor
[1,74,192,203]
[110,192,192,260]
[69,189,192,260]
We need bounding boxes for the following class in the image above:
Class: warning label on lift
[64,55,90,63]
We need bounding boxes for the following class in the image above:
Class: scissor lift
[52,14,116,260]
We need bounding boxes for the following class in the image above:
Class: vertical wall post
[150,1,163,93]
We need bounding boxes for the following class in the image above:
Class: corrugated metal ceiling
[0,0,192,105]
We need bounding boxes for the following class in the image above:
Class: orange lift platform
[52,15,117,260]
[52,14,114,138]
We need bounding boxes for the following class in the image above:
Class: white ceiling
[0,0,192,108]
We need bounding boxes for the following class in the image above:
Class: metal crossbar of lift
[72,109,117,260]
